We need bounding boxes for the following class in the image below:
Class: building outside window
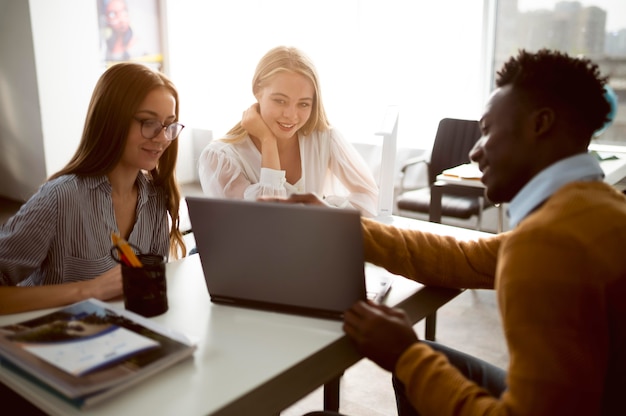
[493,0,626,145]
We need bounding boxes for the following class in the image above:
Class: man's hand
[285,193,327,206]
[258,192,328,207]
[343,300,419,372]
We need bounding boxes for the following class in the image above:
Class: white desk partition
[375,105,399,218]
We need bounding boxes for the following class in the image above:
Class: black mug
[119,253,168,317]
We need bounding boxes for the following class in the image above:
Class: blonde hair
[223,46,330,142]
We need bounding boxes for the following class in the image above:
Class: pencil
[111,233,130,266]
[111,232,143,267]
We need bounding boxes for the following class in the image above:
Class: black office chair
[395,118,492,229]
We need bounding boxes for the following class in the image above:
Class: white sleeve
[326,129,379,217]
[245,168,287,199]
[198,142,288,200]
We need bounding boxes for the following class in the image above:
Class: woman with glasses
[0,62,186,315]
[198,46,379,217]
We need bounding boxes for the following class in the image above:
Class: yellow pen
[111,232,143,267]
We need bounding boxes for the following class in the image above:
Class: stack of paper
[441,163,482,180]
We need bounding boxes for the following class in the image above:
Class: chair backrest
[428,118,482,184]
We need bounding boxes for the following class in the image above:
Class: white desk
[437,148,626,188]
[0,217,490,416]
[596,155,626,185]
[430,169,504,233]
[431,153,626,233]
[588,143,626,185]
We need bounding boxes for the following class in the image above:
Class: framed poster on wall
[97,0,164,71]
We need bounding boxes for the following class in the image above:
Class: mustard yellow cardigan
[362,181,626,415]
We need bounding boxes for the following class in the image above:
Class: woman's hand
[0,265,124,315]
[84,264,123,301]
[242,103,275,145]
[243,103,281,170]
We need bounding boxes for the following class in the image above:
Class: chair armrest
[399,155,428,174]
[399,156,429,193]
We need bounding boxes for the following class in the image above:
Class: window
[493,0,626,145]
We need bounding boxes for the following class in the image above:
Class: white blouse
[198,128,379,217]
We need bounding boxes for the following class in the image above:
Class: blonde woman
[198,46,379,217]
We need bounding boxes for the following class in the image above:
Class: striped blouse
[0,174,169,286]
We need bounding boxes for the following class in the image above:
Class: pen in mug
[111,232,143,267]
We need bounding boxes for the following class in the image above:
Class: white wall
[166,1,486,150]
[0,0,101,200]
[0,0,45,200]
[29,0,102,178]
[0,0,486,201]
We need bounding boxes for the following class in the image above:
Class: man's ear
[532,107,556,137]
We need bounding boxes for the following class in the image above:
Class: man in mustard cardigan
[300,49,624,416]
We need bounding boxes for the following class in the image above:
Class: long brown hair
[50,63,186,258]
[223,46,330,142]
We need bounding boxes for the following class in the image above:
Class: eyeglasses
[134,118,185,141]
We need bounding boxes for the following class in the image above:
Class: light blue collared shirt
[508,153,604,228]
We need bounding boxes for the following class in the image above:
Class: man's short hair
[496,49,610,138]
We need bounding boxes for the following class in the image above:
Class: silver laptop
[185,196,390,320]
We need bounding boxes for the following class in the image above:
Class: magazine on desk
[0,298,196,409]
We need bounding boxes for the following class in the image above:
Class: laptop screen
[185,197,368,319]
